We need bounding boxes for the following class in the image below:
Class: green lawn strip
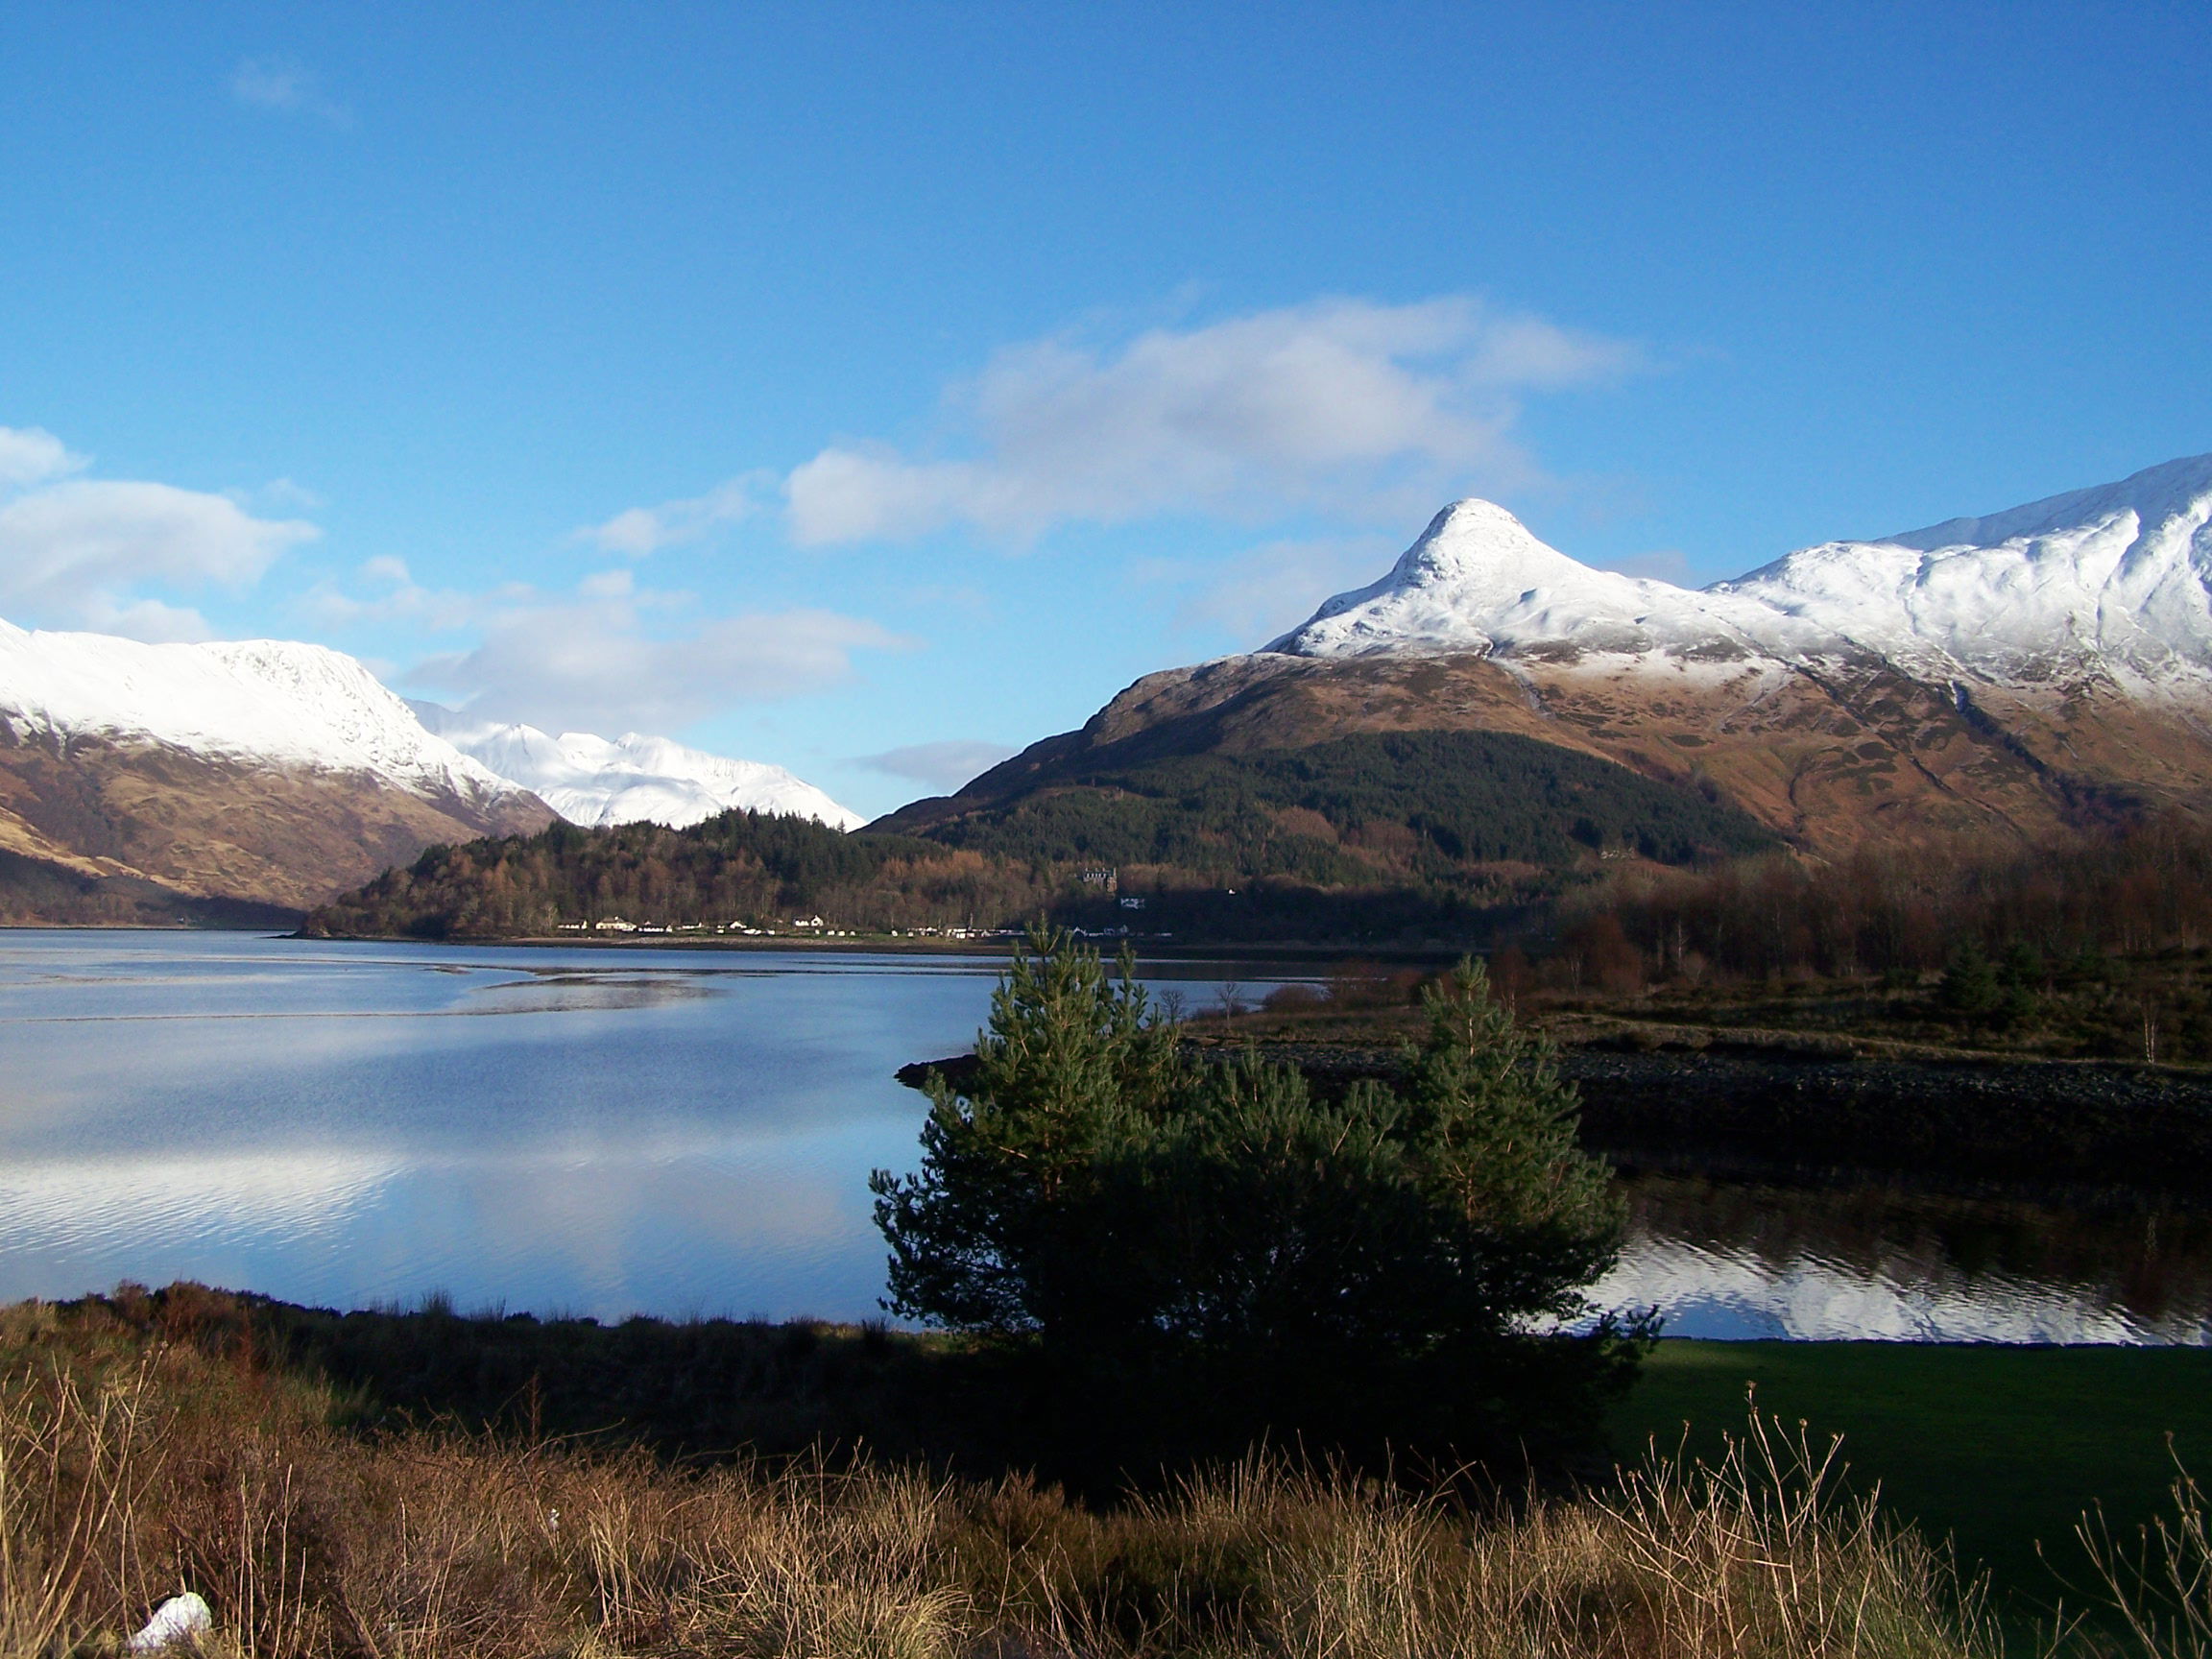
[1611,1339,2212,1624]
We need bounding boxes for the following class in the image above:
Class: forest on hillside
[305,741,2212,979]
[1534,815,2212,993]
[302,811,1058,939]
[305,733,1773,942]
[301,807,1518,943]
[911,729,1776,878]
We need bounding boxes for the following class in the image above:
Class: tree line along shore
[303,802,2212,1034]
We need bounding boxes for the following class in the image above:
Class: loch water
[2,929,2206,1343]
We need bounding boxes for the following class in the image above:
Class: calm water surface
[0,930,1280,1321]
[1598,1176,2212,1344]
[3,929,2207,1341]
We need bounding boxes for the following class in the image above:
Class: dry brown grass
[2074,1455,2212,1659]
[5,1294,2187,1659]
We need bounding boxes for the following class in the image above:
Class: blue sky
[3,4,2207,818]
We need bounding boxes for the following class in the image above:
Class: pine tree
[1937,941,2004,1020]
[871,933,1638,1469]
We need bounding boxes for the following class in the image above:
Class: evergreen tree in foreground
[871,932,1644,1473]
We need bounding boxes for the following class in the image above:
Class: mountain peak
[1271,452,2212,695]
[0,622,528,805]
[1397,497,1585,584]
[1885,450,2212,554]
[1717,450,2212,685]
[1270,497,1725,661]
[409,706,862,831]
[0,620,554,908]
[1427,494,1541,538]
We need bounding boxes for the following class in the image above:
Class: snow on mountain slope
[1717,451,2212,690]
[1272,452,2212,698]
[0,619,534,810]
[409,706,863,831]
[1269,497,1825,668]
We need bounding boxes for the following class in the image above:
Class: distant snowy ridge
[1272,452,2212,699]
[0,618,532,811]
[410,706,863,831]
[0,612,857,839]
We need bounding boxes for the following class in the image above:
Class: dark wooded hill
[875,728,1771,878]
[306,731,1770,944]
[303,812,1022,940]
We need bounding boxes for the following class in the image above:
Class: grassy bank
[1616,1340,2212,1627]
[0,1289,2029,1658]
[6,1288,2211,1654]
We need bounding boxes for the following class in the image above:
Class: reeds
[1,1296,2192,1658]
[2075,1448,2212,1658]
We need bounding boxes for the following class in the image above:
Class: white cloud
[785,297,1642,544]
[1132,536,1398,644]
[404,579,908,736]
[0,476,320,637]
[254,476,325,511]
[0,426,86,489]
[579,476,763,556]
[78,596,216,644]
[858,740,1020,791]
[228,55,350,126]
[299,555,477,632]
[1458,315,1642,390]
[787,450,984,546]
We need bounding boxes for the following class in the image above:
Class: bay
[2,929,2207,1342]
[0,929,1278,1321]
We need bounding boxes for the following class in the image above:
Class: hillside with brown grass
[887,649,2212,859]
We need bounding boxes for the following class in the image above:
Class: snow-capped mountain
[1269,497,1827,667]
[409,706,863,831]
[0,620,554,911]
[898,453,2212,860]
[0,611,863,918]
[1718,451,2212,691]
[0,620,534,811]
[1273,451,2212,701]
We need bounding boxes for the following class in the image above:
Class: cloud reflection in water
[5,932,2209,1339]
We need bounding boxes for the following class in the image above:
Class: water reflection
[1596,1174,2212,1344]
[0,931,1298,1321]
[5,930,2211,1340]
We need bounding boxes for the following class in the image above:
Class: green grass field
[1613,1339,2212,1625]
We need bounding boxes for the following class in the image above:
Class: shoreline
[290,927,1479,963]
[6,922,1428,965]
[903,1032,2212,1198]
